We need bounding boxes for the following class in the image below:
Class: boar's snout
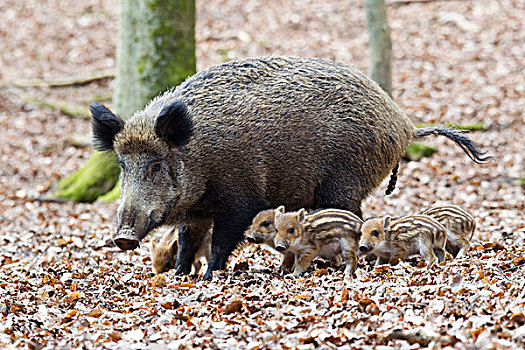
[113,228,140,250]
[246,235,257,243]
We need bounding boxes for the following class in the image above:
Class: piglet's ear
[297,208,307,222]
[90,102,124,151]
[383,216,391,230]
[168,238,178,257]
[276,205,285,214]
[155,100,194,148]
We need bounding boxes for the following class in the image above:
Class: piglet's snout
[358,244,370,254]
[275,243,287,252]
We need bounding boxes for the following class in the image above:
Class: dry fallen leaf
[86,309,103,318]
[223,298,243,314]
[151,273,167,287]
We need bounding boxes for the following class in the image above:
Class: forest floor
[0,0,524,349]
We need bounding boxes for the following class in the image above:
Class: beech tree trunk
[364,0,392,97]
[56,0,196,202]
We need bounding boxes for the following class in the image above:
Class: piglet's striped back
[304,209,362,237]
[420,205,475,239]
[389,215,447,244]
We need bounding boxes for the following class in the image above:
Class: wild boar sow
[90,56,490,279]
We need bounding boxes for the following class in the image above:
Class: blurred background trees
[364,0,392,97]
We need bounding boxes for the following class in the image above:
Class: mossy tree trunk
[56,0,196,202]
[364,0,392,97]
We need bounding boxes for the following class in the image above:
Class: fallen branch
[10,88,91,119]
[383,329,459,346]
[1,70,114,89]
[388,0,470,4]
[28,97,91,119]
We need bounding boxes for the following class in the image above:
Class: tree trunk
[56,0,196,202]
[364,0,392,97]
[113,0,197,117]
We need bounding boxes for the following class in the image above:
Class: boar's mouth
[114,201,175,251]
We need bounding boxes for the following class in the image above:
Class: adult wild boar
[90,56,489,279]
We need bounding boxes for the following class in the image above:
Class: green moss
[90,92,113,103]
[415,122,487,132]
[55,152,120,202]
[98,181,121,203]
[404,143,438,161]
[444,122,486,131]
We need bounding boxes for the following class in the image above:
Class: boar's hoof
[201,270,213,281]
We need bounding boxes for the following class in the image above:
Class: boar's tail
[415,125,492,164]
[385,162,399,195]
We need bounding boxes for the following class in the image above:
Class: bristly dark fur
[385,162,399,195]
[154,100,194,147]
[90,102,124,151]
[415,125,492,164]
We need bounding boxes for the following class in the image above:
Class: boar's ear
[155,100,194,148]
[276,205,285,214]
[383,216,391,230]
[297,208,307,222]
[90,102,124,151]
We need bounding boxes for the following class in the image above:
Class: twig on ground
[9,88,91,119]
[1,70,114,89]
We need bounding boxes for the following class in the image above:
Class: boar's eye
[260,221,271,228]
[151,162,161,173]
[371,230,380,237]
[287,227,295,234]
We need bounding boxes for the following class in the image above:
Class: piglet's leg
[419,245,438,269]
[388,249,406,266]
[280,252,295,272]
[343,250,357,278]
[456,240,470,258]
[340,237,358,277]
[376,256,389,265]
[332,254,343,268]
[293,248,319,276]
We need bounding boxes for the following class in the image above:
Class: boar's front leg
[203,202,263,280]
[175,219,212,275]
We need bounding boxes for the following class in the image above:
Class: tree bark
[113,0,196,117]
[56,0,196,202]
[364,0,392,97]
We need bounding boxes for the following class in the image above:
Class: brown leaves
[86,309,103,318]
[0,0,524,349]
[358,297,380,315]
[223,298,243,314]
[151,273,167,287]
[62,292,82,303]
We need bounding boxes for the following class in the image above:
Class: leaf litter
[0,0,523,348]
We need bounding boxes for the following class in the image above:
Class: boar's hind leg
[175,220,212,275]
